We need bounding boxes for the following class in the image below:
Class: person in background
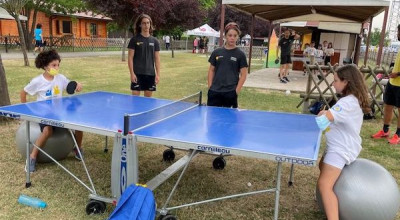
[371,24,400,144]
[127,14,160,97]
[33,23,44,55]
[276,29,300,83]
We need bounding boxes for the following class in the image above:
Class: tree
[84,0,160,61]
[207,1,270,38]
[84,0,205,59]
[370,28,390,47]
[157,0,205,57]
[1,0,30,66]
[0,54,11,111]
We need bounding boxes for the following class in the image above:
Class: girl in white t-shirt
[316,64,369,220]
[20,50,83,172]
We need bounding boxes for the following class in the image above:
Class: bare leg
[131,91,140,96]
[284,64,290,77]
[144,91,153,97]
[279,65,285,79]
[74,131,83,149]
[318,162,341,220]
[384,104,394,125]
[31,126,53,159]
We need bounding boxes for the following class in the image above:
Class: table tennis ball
[247,182,252,187]
[285,90,291,96]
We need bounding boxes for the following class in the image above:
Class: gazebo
[221,0,390,71]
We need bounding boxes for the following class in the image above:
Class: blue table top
[0,91,321,161]
[0,91,172,135]
[135,106,321,161]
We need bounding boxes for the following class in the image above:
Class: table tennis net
[124,92,201,134]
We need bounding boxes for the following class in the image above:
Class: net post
[123,114,129,135]
[199,91,202,106]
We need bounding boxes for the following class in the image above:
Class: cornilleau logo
[0,111,20,119]
[120,138,127,194]
[275,156,314,166]
[40,119,64,128]
[197,145,230,154]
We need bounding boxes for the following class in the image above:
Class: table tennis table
[0,91,322,219]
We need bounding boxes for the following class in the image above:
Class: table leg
[289,163,294,186]
[273,162,282,220]
[25,121,31,188]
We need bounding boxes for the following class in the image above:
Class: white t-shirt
[24,74,70,101]
[325,48,334,56]
[316,49,324,58]
[325,95,363,164]
[165,36,170,43]
[304,47,316,57]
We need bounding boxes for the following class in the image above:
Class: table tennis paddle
[66,81,77,94]
[275,58,279,64]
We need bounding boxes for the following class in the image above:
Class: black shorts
[280,54,291,64]
[207,89,238,108]
[383,82,400,107]
[35,40,43,47]
[131,75,156,91]
[324,56,331,65]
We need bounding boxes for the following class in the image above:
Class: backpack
[109,184,156,220]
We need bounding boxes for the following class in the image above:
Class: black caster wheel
[104,148,108,153]
[213,156,226,170]
[159,214,177,220]
[288,181,293,187]
[163,149,175,162]
[86,200,106,215]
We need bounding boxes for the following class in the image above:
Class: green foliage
[370,28,390,47]
[199,0,215,9]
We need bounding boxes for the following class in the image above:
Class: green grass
[0,53,399,220]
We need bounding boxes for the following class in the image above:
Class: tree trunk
[27,8,39,51]
[0,54,11,107]
[15,15,29,66]
[121,28,129,62]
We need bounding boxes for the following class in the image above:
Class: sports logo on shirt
[45,89,52,97]
[332,105,342,112]
[230,57,237,62]
[136,42,143,45]
[149,43,154,46]
[53,85,60,95]
[216,56,223,61]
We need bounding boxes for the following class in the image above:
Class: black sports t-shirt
[208,47,248,92]
[127,34,160,76]
[278,35,295,56]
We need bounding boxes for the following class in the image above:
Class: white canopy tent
[186,24,220,37]
[185,24,220,51]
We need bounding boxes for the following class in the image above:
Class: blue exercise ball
[16,121,74,163]
[317,158,400,220]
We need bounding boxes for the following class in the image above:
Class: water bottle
[18,194,47,209]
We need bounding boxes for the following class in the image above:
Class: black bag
[309,101,325,115]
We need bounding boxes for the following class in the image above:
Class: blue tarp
[109,185,156,220]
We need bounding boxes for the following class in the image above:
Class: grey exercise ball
[316,158,400,220]
[16,121,74,163]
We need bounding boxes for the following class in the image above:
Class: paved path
[244,67,333,93]
[0,50,183,60]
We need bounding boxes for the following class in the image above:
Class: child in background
[20,49,84,172]
[315,64,370,220]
